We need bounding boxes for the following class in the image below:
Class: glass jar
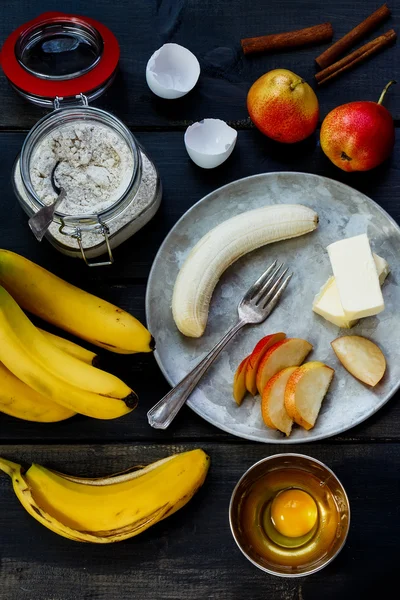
[12,98,161,266]
[2,12,162,266]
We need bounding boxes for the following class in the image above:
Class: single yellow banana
[0,286,132,399]
[0,361,75,422]
[0,305,136,419]
[0,250,154,354]
[39,328,98,366]
[0,450,210,543]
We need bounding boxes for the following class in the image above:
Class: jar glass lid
[0,12,119,105]
[15,19,104,80]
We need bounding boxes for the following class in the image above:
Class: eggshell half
[184,119,238,168]
[146,43,200,99]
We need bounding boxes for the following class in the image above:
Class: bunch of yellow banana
[0,285,137,421]
[0,249,156,422]
[0,449,210,543]
[0,250,154,354]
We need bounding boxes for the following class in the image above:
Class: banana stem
[0,457,20,477]
[378,80,397,105]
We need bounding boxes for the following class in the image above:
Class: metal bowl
[229,453,350,577]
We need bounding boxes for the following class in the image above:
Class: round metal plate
[146,172,400,443]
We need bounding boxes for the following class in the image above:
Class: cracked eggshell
[184,119,238,169]
[146,43,200,99]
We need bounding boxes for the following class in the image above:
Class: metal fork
[147,261,292,430]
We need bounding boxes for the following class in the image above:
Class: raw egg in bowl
[229,454,350,577]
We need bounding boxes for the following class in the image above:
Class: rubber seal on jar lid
[0,12,119,103]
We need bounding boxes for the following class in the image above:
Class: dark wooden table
[0,1,399,598]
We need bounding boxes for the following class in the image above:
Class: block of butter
[326,234,385,321]
[313,253,390,328]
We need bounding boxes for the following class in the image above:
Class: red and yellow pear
[247,69,319,143]
[320,81,396,172]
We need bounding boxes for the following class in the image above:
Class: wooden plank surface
[0,130,399,443]
[0,279,398,444]
[0,0,399,597]
[0,0,398,129]
[2,132,400,281]
[0,442,398,600]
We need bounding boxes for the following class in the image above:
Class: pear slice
[245,332,286,396]
[261,366,297,436]
[331,335,386,387]
[284,361,334,430]
[233,355,250,405]
[256,338,313,395]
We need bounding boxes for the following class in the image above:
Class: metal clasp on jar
[53,93,89,110]
[59,214,114,267]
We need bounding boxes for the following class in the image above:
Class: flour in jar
[30,121,134,215]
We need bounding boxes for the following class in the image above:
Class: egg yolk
[271,489,318,538]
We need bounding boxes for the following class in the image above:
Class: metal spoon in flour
[28,161,66,242]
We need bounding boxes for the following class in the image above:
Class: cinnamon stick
[316,29,396,85]
[315,4,391,69]
[241,23,333,55]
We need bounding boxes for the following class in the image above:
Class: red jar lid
[0,12,120,104]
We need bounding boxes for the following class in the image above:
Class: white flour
[47,150,158,250]
[30,121,133,215]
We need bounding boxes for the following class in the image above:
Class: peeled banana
[0,289,135,419]
[39,328,98,366]
[0,361,75,422]
[0,287,133,399]
[0,449,210,543]
[172,204,318,337]
[0,250,154,354]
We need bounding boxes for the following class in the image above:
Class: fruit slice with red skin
[245,332,286,395]
[284,362,334,430]
[331,335,386,387]
[320,81,395,172]
[233,356,250,405]
[261,366,297,436]
[256,338,313,395]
